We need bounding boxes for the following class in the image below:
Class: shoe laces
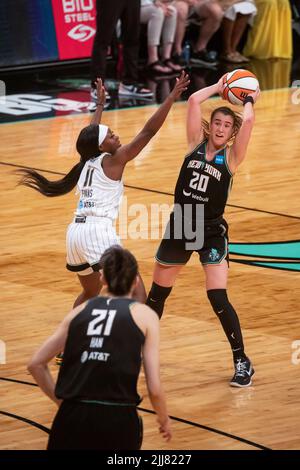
[235,358,249,377]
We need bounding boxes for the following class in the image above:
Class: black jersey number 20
[189,171,209,193]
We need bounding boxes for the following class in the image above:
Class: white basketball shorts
[66,215,121,276]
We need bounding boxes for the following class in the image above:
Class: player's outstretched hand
[94,77,106,106]
[170,71,190,100]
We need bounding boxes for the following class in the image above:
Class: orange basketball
[222,69,259,106]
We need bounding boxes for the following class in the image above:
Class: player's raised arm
[230,87,260,172]
[109,72,190,167]
[90,78,106,125]
[186,77,224,152]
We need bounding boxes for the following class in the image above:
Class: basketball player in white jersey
[18,73,190,309]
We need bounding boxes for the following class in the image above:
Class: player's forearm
[148,388,169,425]
[243,101,255,123]
[90,103,104,125]
[143,95,175,136]
[189,83,219,104]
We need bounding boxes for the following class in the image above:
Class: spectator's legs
[222,14,250,62]
[222,17,234,55]
[140,4,168,70]
[120,0,141,84]
[194,1,223,52]
[173,0,190,55]
[231,14,250,52]
[91,0,124,86]
[161,5,177,60]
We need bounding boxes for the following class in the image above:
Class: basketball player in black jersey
[28,246,171,449]
[147,76,260,387]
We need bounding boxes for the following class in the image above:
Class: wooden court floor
[0,88,300,450]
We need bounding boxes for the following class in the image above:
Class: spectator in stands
[91,0,153,101]
[141,0,183,74]
[220,0,257,63]
[173,0,223,67]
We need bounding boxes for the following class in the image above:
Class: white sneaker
[90,88,111,103]
[118,83,153,98]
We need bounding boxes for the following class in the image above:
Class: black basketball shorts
[155,212,229,266]
[47,400,143,450]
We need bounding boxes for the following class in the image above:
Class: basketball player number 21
[189,172,209,192]
[87,309,117,336]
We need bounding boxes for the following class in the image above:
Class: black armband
[243,96,254,106]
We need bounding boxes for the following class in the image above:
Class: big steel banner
[52,0,96,60]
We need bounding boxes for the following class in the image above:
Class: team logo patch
[215,155,224,165]
[209,248,220,262]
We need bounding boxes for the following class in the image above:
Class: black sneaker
[190,49,218,68]
[230,357,254,387]
[171,53,188,67]
[55,353,64,366]
[118,83,153,98]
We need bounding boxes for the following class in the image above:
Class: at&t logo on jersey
[81,350,110,362]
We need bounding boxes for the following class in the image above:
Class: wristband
[243,96,254,106]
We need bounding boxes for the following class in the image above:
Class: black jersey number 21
[87,309,117,336]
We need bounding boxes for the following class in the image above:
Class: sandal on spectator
[220,52,242,64]
[147,61,173,74]
[233,51,250,63]
[220,52,250,63]
[163,59,183,72]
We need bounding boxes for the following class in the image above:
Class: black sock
[207,289,246,361]
[146,282,173,319]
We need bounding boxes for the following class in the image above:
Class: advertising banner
[51,0,96,60]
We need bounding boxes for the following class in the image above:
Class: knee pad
[207,289,229,315]
[146,282,172,318]
[148,282,172,303]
